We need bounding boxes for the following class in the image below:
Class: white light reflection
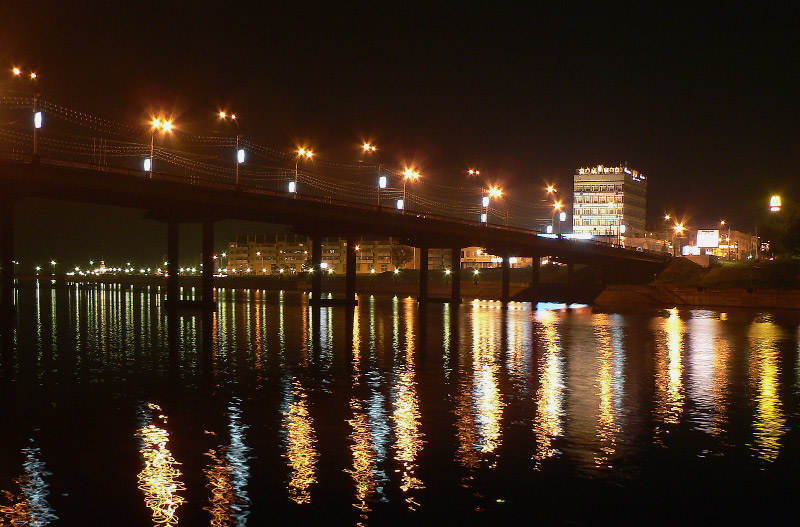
[0,442,58,526]
[203,397,251,526]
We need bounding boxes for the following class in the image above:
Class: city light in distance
[468,169,480,176]
[362,143,377,152]
[546,185,556,193]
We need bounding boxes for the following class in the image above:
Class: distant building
[572,165,647,239]
[225,235,533,274]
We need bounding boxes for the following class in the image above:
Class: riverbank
[595,284,800,310]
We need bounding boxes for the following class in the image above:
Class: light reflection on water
[0,441,58,526]
[136,403,186,526]
[1,285,800,523]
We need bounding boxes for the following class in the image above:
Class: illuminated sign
[696,229,720,248]
[770,195,781,212]
[577,165,645,181]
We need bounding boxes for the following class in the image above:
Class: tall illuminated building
[571,165,647,239]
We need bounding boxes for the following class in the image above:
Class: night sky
[1,3,797,267]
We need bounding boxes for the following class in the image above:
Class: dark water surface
[1,283,799,525]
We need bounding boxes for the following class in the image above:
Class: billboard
[696,229,720,248]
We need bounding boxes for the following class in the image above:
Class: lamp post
[218,111,244,186]
[293,147,313,195]
[720,220,731,260]
[553,201,563,236]
[12,67,41,157]
[401,168,420,212]
[146,117,174,176]
[673,222,685,257]
[467,169,502,224]
[362,143,384,208]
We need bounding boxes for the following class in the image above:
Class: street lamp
[482,186,503,224]
[219,111,244,186]
[468,169,502,224]
[401,168,420,212]
[721,220,731,260]
[362,143,385,208]
[673,222,685,257]
[50,259,56,275]
[293,147,313,195]
[146,117,174,176]
[12,66,41,156]
[553,201,563,236]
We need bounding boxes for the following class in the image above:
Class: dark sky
[1,2,798,267]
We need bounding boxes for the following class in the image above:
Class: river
[1,282,798,525]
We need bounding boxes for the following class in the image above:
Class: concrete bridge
[0,153,669,310]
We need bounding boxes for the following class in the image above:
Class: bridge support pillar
[202,221,215,306]
[167,222,180,304]
[501,254,510,303]
[311,236,322,303]
[418,246,429,302]
[450,247,461,304]
[531,256,540,304]
[345,237,357,305]
[1,200,14,312]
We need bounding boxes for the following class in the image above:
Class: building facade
[572,165,647,239]
[225,235,534,274]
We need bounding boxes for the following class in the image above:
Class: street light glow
[12,67,21,76]
[674,222,685,234]
[488,186,502,198]
[546,185,556,193]
[403,168,420,180]
[554,201,563,211]
[362,143,376,152]
[297,147,313,158]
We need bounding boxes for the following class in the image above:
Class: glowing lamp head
[12,67,21,76]
[664,214,671,221]
[161,120,173,132]
[218,111,227,119]
[554,201,563,211]
[546,185,555,193]
[674,223,684,234]
[34,111,42,129]
[378,175,387,188]
[30,72,37,80]
[403,168,419,181]
[237,148,245,163]
[488,186,502,198]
